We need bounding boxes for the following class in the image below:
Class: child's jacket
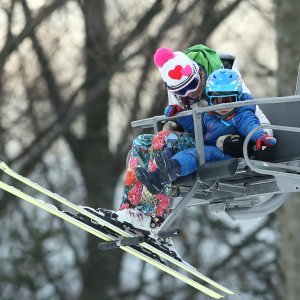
[171,94,268,176]
[176,93,266,144]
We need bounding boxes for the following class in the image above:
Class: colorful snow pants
[119,130,196,221]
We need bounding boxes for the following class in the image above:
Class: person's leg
[119,134,154,211]
[136,131,196,193]
[119,131,199,228]
[118,132,177,228]
[155,144,232,178]
[136,131,195,222]
[137,142,233,193]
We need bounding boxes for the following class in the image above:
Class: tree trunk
[276,0,300,299]
[75,1,123,299]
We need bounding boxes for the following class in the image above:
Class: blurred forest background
[0,0,299,299]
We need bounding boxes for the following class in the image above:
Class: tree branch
[0,0,68,71]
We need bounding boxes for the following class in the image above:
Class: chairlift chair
[131,64,300,234]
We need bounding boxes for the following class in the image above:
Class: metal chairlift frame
[131,65,300,233]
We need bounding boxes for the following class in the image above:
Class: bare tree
[0,0,281,299]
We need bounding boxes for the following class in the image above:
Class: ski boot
[113,208,159,236]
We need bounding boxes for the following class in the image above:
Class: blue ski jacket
[171,93,267,176]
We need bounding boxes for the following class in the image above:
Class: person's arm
[240,93,274,136]
[176,115,195,134]
[234,106,267,142]
[234,107,276,150]
[177,114,207,137]
[255,106,273,136]
[163,104,208,136]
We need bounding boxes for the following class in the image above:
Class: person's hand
[162,121,180,131]
[164,104,183,117]
[256,134,277,150]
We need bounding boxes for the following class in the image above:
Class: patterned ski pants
[119,130,196,221]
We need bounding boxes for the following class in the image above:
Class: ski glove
[164,104,183,117]
[256,134,277,151]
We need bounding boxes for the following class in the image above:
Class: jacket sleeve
[240,93,273,136]
[233,106,266,142]
[175,114,207,136]
[255,105,273,136]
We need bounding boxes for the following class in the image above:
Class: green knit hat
[184,44,223,76]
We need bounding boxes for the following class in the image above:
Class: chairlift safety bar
[243,124,300,178]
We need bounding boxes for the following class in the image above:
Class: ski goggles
[209,93,239,106]
[173,75,200,97]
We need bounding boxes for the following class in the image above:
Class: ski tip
[221,290,237,296]
[225,289,238,296]
[221,289,240,298]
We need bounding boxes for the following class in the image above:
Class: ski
[0,179,226,298]
[0,161,236,298]
[0,179,225,299]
